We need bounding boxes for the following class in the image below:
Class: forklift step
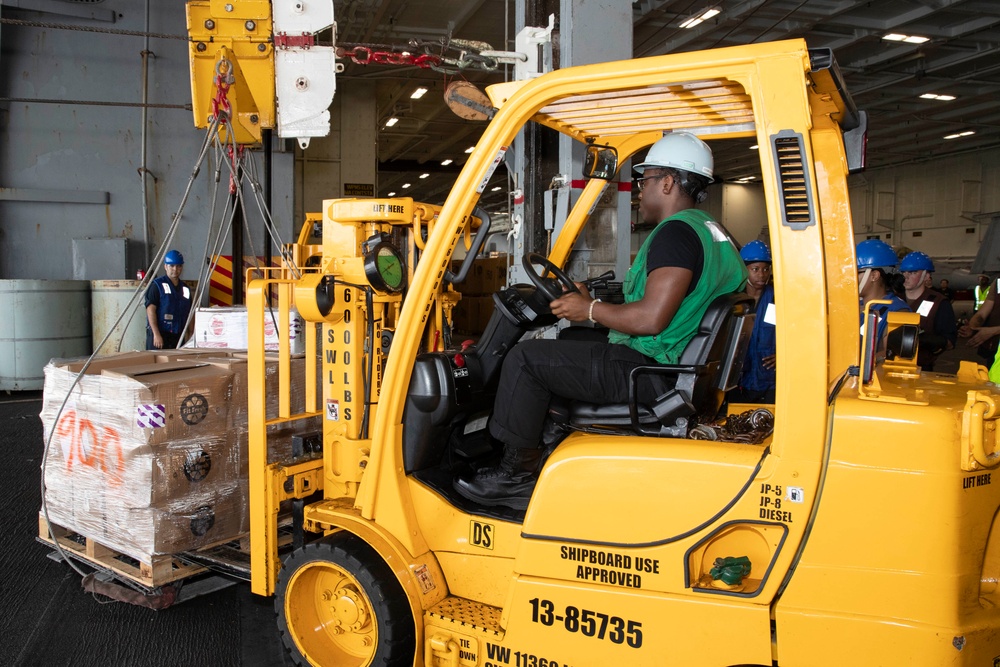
[427,596,504,635]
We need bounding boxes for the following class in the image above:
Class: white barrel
[0,280,91,390]
[91,279,148,354]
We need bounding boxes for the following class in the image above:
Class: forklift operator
[454,132,748,510]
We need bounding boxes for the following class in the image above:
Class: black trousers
[146,329,181,350]
[489,339,654,450]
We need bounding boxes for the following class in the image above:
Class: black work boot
[453,447,543,510]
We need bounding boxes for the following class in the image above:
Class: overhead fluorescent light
[491,186,502,192]
[441,159,453,166]
[384,117,399,127]
[419,173,429,179]
[749,144,759,150]
[943,130,976,139]
[401,183,411,188]
[919,93,956,101]
[410,87,428,99]
[387,191,396,197]
[464,146,476,154]
[883,33,929,44]
[680,6,721,29]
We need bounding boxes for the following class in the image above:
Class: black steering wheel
[522,252,579,303]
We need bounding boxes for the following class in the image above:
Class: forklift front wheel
[276,532,416,666]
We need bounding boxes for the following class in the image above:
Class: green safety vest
[976,285,991,310]
[608,209,748,364]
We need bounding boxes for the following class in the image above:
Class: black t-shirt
[645,219,704,295]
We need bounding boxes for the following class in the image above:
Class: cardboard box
[56,350,157,375]
[43,481,249,561]
[481,255,509,293]
[133,481,249,556]
[153,349,233,363]
[197,354,320,422]
[100,362,235,446]
[194,306,305,354]
[451,298,471,333]
[262,417,323,462]
[451,254,509,297]
[476,295,497,331]
[44,431,240,507]
[42,355,235,443]
[169,353,323,462]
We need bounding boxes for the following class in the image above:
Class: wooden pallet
[38,513,296,592]
[38,514,214,589]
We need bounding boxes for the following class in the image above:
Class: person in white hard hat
[454,132,747,510]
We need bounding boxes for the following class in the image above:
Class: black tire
[275,532,416,666]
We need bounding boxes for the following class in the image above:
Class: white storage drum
[0,279,91,390]
[91,279,147,353]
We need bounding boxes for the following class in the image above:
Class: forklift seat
[561,291,756,437]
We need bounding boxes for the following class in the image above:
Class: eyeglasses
[634,174,666,192]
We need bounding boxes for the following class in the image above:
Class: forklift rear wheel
[276,532,416,666]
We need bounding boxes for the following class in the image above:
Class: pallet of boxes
[451,253,509,335]
[39,305,320,600]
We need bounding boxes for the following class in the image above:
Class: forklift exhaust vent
[771,131,815,231]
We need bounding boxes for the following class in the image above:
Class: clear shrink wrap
[39,350,320,563]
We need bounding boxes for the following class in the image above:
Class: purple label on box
[137,404,166,428]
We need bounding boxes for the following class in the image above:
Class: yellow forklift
[233,38,1000,667]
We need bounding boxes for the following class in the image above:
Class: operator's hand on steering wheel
[551,284,592,322]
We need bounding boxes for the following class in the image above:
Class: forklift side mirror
[583,144,618,181]
[844,110,867,173]
[860,308,879,384]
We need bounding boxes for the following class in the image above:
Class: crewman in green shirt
[454,132,747,509]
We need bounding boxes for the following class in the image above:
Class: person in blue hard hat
[729,239,776,403]
[856,239,910,356]
[899,251,956,371]
[145,249,193,350]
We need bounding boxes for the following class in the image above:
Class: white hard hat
[633,131,714,181]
